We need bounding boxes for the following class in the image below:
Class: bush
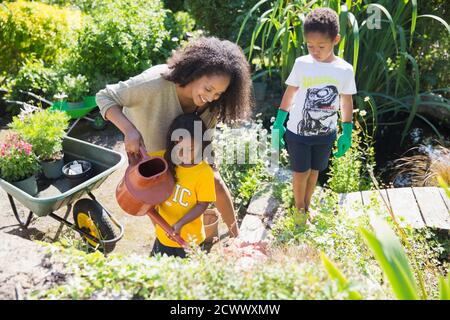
[184,0,267,44]
[57,74,90,102]
[39,0,107,14]
[5,58,59,111]
[0,1,83,76]
[214,117,274,216]
[32,244,378,299]
[162,0,185,12]
[165,10,196,41]
[68,0,191,93]
[327,109,376,193]
[413,0,450,92]
[9,108,70,161]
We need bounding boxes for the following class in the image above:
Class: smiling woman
[96,37,254,239]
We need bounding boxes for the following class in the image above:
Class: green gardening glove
[271,109,289,150]
[333,122,353,158]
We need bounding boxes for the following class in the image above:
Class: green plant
[5,58,60,114]
[39,0,107,14]
[31,243,363,300]
[184,0,268,45]
[361,215,420,299]
[0,133,40,182]
[360,215,450,300]
[0,1,83,76]
[320,252,362,300]
[273,178,294,210]
[412,0,449,92]
[57,74,89,102]
[68,0,184,93]
[327,109,375,193]
[165,11,196,41]
[438,175,450,199]
[239,0,450,142]
[214,118,273,216]
[9,108,70,161]
[162,0,185,12]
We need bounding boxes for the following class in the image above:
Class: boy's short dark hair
[304,8,340,39]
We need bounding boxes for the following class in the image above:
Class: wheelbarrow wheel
[73,199,117,253]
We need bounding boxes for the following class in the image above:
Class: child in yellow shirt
[150,113,216,258]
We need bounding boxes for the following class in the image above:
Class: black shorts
[150,238,205,258]
[285,130,335,173]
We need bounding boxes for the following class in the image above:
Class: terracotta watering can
[116,147,188,247]
[116,146,174,214]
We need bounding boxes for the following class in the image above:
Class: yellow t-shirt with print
[150,150,216,248]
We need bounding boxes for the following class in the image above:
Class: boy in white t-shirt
[271,7,357,214]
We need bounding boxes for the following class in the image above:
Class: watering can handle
[139,146,151,160]
[147,208,189,248]
[127,146,151,166]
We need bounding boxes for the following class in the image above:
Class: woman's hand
[124,128,145,164]
[104,106,146,163]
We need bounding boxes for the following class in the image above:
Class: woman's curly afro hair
[163,37,254,123]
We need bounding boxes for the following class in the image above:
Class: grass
[392,145,450,186]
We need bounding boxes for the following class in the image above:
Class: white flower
[54,92,68,100]
[364,96,370,102]
[18,103,39,121]
[359,110,367,117]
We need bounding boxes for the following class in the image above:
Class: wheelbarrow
[3,89,106,134]
[0,136,126,253]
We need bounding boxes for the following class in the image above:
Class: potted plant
[0,134,41,195]
[55,74,90,108]
[9,108,70,179]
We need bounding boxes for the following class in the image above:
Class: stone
[246,183,279,217]
[239,214,267,242]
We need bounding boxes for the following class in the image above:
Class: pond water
[374,116,449,187]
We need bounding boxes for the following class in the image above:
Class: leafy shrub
[0,1,83,76]
[39,0,106,13]
[32,244,377,300]
[0,133,40,182]
[57,74,90,102]
[5,58,59,111]
[162,0,185,13]
[68,0,190,93]
[327,109,376,193]
[9,108,70,161]
[214,117,274,216]
[184,0,267,44]
[412,0,449,92]
[165,10,196,41]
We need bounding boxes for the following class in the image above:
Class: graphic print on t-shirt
[297,85,338,136]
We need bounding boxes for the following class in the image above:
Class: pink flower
[23,142,32,155]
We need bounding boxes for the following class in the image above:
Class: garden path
[339,187,450,229]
